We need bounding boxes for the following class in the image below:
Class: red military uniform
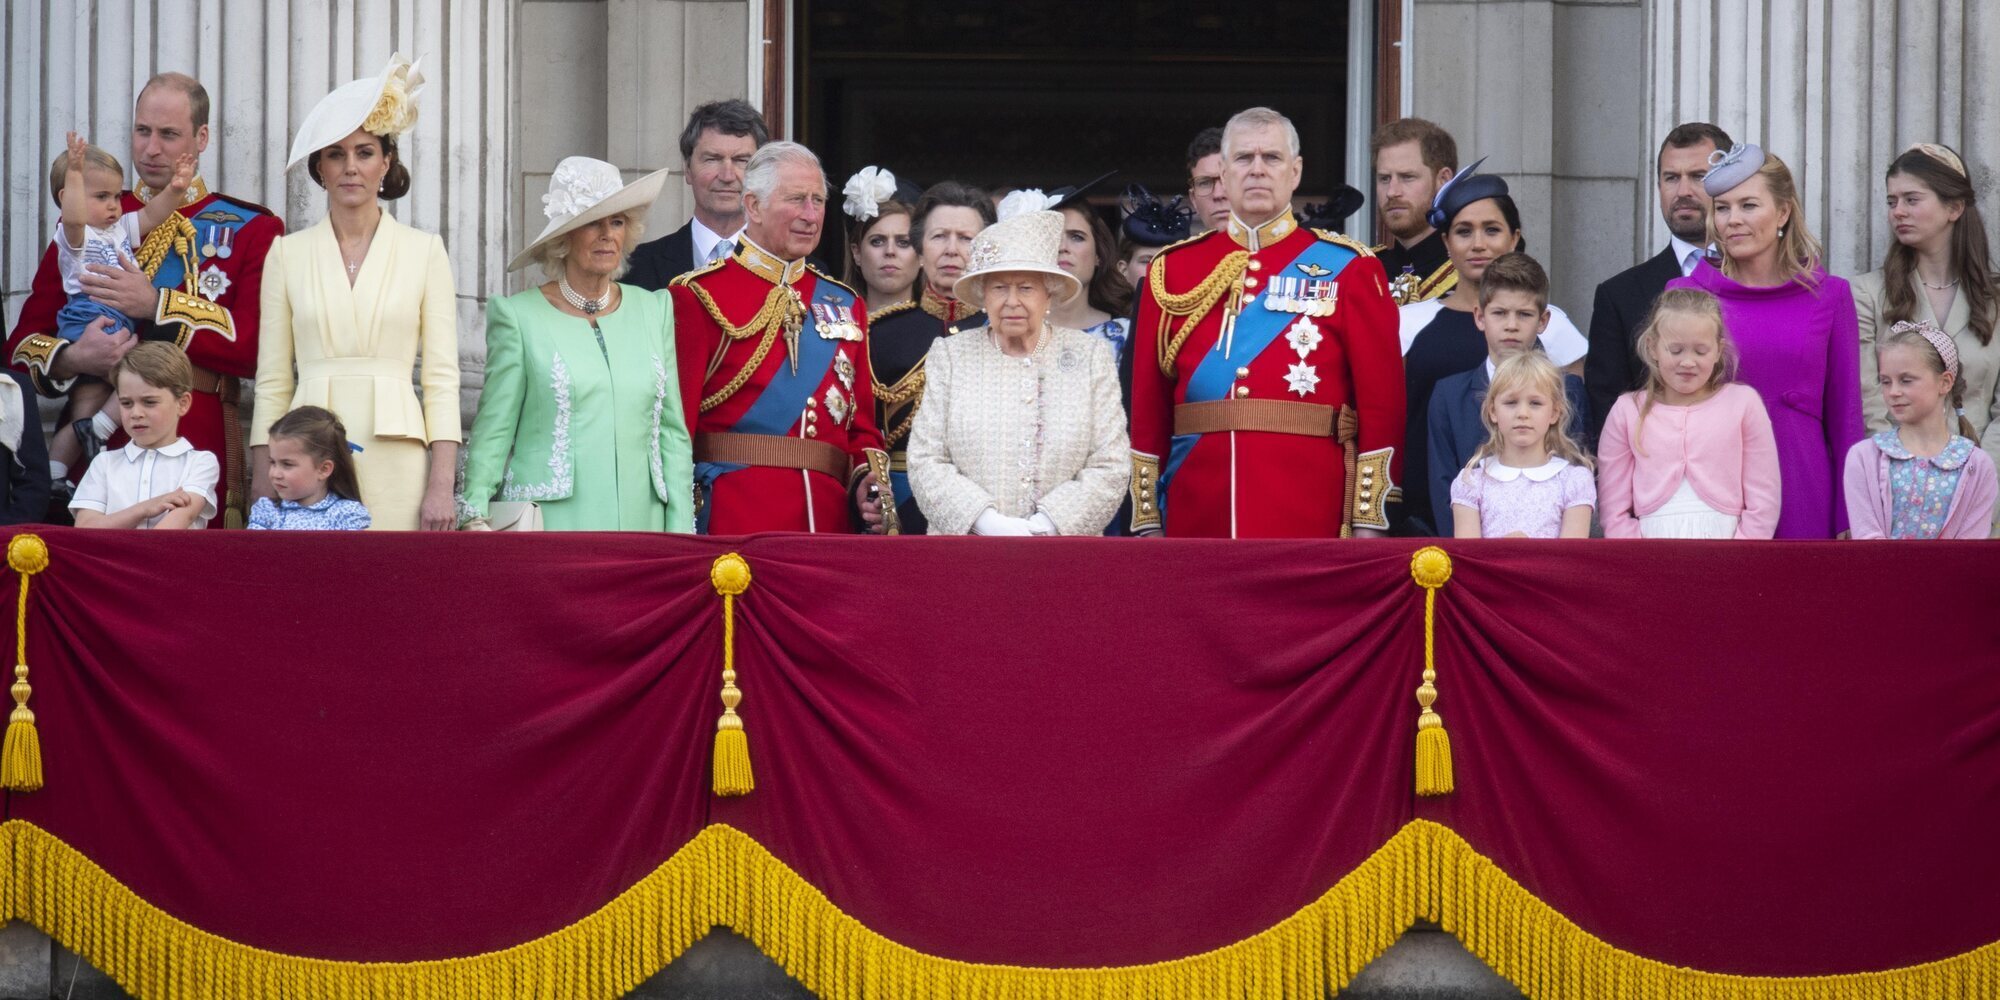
[7,179,283,528]
[1128,209,1404,537]
[670,238,885,533]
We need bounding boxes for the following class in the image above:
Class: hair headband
[1889,319,1959,376]
[1907,143,1968,180]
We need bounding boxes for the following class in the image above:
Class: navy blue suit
[1427,362,1588,533]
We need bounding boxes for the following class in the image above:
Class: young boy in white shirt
[69,342,219,529]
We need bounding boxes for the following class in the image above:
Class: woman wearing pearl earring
[255,54,463,530]
[1668,143,1865,538]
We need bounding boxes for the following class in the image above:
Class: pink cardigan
[1843,435,1998,540]
[1596,384,1783,539]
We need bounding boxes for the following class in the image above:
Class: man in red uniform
[8,73,282,528]
[670,141,887,534]
[1128,107,1404,538]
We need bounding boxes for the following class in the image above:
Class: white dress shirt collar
[691,217,745,265]
[1668,235,1706,277]
[122,437,195,462]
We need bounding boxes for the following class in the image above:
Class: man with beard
[1371,118,1458,305]
[670,141,887,534]
[1582,122,1733,447]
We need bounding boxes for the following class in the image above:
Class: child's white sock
[91,410,118,438]
[48,461,67,481]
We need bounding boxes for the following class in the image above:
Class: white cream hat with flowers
[286,53,425,172]
[952,209,1082,307]
[508,157,670,272]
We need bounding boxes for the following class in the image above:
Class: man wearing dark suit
[1583,122,1733,447]
[626,99,769,291]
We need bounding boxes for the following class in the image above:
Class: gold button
[1235,367,1250,378]
[1358,501,1370,511]
[806,410,818,422]
[1234,386,1250,398]
[1243,277,1259,289]
[1140,502,1154,512]
[805,425,818,438]
[1247,260,1263,272]
[805,397,816,408]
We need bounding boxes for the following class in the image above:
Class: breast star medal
[834,352,856,393]
[197,264,233,302]
[1285,361,1321,398]
[825,385,851,426]
[1285,316,1323,358]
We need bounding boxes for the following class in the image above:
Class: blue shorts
[56,296,134,343]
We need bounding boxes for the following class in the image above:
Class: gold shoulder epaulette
[806,264,860,298]
[869,299,918,324]
[1315,230,1377,256]
[1153,229,1212,261]
[668,258,727,289]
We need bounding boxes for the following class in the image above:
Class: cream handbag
[462,501,544,531]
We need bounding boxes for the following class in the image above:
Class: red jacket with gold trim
[670,243,884,534]
[1127,210,1404,538]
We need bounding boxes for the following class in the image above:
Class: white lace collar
[1479,455,1569,483]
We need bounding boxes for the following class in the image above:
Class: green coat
[462,286,694,531]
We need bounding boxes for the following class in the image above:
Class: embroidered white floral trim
[501,352,574,501]
[649,354,671,501]
[841,165,897,222]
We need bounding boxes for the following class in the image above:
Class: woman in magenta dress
[1669,144,1864,538]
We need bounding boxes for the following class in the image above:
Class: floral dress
[1879,430,1976,540]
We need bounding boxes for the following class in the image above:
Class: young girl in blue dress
[1843,321,1997,538]
[248,407,372,530]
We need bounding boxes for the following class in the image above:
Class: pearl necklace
[1921,276,1959,291]
[559,275,612,315]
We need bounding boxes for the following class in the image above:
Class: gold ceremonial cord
[1151,250,1249,377]
[686,282,799,413]
[132,215,197,284]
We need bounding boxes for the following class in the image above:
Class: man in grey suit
[626,99,769,290]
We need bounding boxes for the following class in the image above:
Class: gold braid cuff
[157,290,234,341]
[1151,251,1249,377]
[1129,452,1162,534]
[10,336,68,397]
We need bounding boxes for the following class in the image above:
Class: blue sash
[155,198,261,293]
[1161,238,1360,497]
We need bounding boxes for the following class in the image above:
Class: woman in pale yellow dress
[253,55,461,530]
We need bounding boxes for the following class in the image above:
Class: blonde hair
[1877,324,1975,438]
[1712,152,1824,290]
[111,341,194,397]
[48,145,124,206]
[1469,352,1591,471]
[531,212,647,282]
[1629,288,1740,454]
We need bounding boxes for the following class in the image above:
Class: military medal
[217,227,234,259]
[1263,276,1337,316]
[200,225,218,259]
[197,265,233,302]
[1285,361,1321,398]
[1285,316,1323,358]
[825,385,851,426]
[834,352,856,392]
[1390,265,1418,305]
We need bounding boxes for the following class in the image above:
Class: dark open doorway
[796,0,1352,237]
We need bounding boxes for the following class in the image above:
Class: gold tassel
[4,534,49,793]
[1410,546,1454,797]
[710,553,754,797]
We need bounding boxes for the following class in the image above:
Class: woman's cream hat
[952,210,1082,307]
[286,53,425,172]
[507,157,670,271]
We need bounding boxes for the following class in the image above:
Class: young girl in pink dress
[1597,288,1783,538]
[1449,352,1595,538]
[1843,320,1998,538]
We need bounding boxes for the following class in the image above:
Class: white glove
[973,508,1035,536]
[1027,512,1058,536]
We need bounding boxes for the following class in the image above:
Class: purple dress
[1669,262,1864,538]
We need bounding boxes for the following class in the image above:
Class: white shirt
[54,215,145,296]
[1669,235,1706,277]
[70,438,220,528]
[690,217,745,266]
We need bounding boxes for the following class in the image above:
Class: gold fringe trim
[3,818,1994,1000]
[709,553,754,796]
[1410,546,1454,796]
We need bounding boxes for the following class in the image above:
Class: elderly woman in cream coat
[906,209,1129,535]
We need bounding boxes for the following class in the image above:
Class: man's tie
[706,238,735,265]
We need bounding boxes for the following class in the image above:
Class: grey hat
[1703,143,1766,197]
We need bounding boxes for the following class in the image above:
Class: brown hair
[308,132,412,200]
[1470,352,1592,471]
[111,342,194,397]
[1657,122,1733,174]
[1878,324,1975,438]
[1880,145,1995,347]
[912,181,996,242]
[842,200,916,291]
[1063,205,1134,317]
[1476,252,1548,312]
[268,406,365,504]
[1629,288,1740,453]
[1371,118,1458,174]
[140,72,210,130]
[1185,127,1223,174]
[1712,152,1823,290]
[48,145,125,206]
